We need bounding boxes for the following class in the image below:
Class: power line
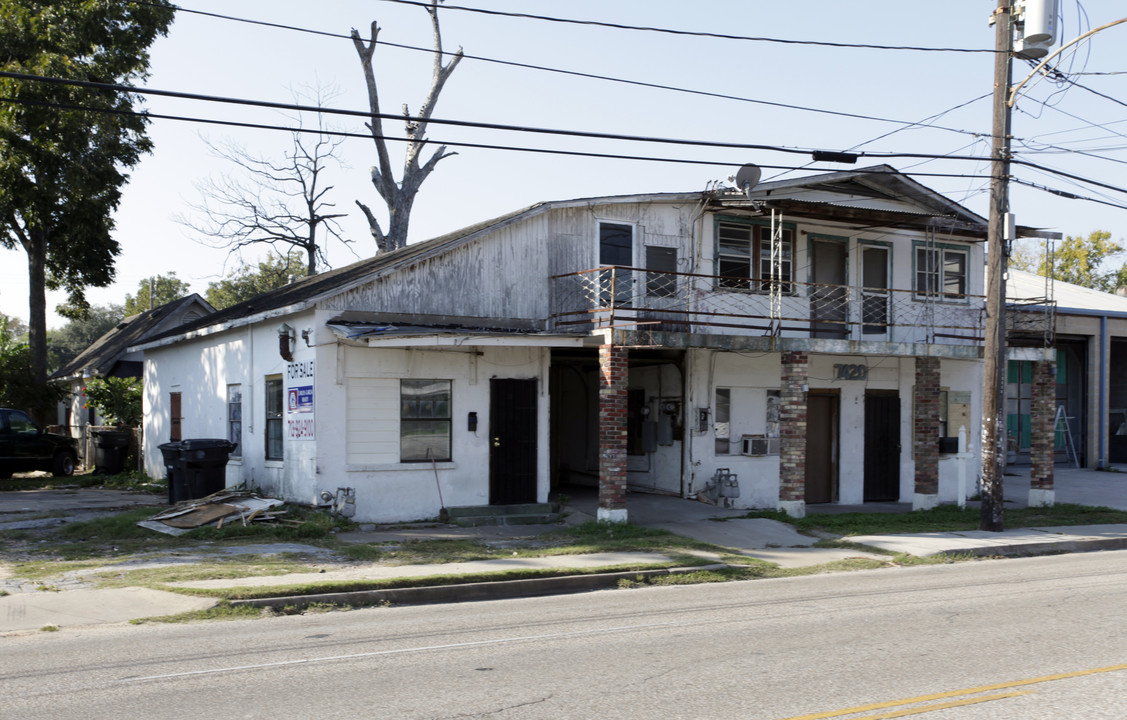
[140,1,986,139]
[7,70,1127,199]
[0,70,990,161]
[1,91,1007,187]
[373,0,1000,53]
[1011,177,1127,211]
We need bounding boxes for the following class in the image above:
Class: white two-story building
[135,166,1054,523]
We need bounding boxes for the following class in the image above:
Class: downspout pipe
[1099,315,1108,469]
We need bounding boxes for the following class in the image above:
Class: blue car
[0,408,78,478]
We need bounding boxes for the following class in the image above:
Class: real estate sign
[286,360,315,440]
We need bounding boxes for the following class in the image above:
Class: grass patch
[535,521,718,555]
[17,504,349,560]
[1,470,165,493]
[131,601,265,624]
[89,557,313,588]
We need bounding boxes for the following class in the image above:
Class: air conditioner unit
[740,434,779,456]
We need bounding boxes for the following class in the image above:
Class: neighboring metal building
[1007,269,1127,469]
[133,166,1055,523]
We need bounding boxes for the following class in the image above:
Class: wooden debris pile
[139,491,288,536]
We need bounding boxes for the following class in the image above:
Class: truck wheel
[52,452,76,477]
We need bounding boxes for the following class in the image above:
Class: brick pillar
[1029,360,1056,507]
[778,351,808,518]
[598,343,628,523]
[913,356,940,510]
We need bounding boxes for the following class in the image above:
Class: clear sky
[3,0,1125,328]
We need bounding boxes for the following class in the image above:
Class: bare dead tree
[352,0,463,254]
[177,88,351,275]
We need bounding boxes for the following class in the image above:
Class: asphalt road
[2,551,1125,719]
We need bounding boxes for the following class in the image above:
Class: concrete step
[442,503,561,527]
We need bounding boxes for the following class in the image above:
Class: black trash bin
[160,439,236,504]
[159,441,184,504]
[92,429,131,475]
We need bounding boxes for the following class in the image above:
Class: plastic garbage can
[176,438,237,501]
[159,441,184,504]
[92,429,130,475]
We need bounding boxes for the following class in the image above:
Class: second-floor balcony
[550,266,990,347]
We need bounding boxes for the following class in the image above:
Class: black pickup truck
[0,408,78,478]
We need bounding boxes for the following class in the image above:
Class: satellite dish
[730,163,761,199]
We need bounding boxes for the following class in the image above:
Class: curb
[936,536,1127,558]
[229,564,728,611]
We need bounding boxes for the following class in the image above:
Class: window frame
[714,388,731,455]
[715,218,795,294]
[400,379,453,463]
[227,384,242,459]
[914,243,969,301]
[264,375,283,462]
[645,245,678,298]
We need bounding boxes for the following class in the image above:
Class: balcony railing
[550,266,989,345]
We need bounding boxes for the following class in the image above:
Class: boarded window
[346,378,399,465]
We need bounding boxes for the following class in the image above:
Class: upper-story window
[717,221,793,293]
[915,245,968,298]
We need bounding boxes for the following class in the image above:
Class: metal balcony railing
[549,266,990,345]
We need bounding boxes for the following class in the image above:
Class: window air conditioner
[740,434,778,456]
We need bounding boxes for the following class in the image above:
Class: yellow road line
[777,662,1127,720]
[849,692,1027,720]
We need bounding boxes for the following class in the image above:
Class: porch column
[913,356,941,510]
[1029,359,1056,507]
[778,351,808,519]
[598,342,628,523]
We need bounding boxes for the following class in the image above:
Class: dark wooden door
[169,392,182,442]
[864,392,901,501]
[805,393,838,504]
[490,378,538,505]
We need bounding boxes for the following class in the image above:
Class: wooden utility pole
[981,0,1014,532]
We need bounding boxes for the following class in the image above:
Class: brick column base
[1029,360,1056,507]
[598,343,628,523]
[778,351,808,518]
[913,357,940,510]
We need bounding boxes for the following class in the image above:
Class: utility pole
[981,0,1013,532]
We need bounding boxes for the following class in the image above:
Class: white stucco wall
[681,349,984,509]
[143,311,552,523]
[318,342,550,523]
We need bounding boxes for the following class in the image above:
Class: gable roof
[50,294,215,381]
[137,166,1000,348]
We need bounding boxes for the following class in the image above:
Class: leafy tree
[352,0,463,253]
[178,86,351,275]
[0,314,60,418]
[122,273,191,316]
[46,304,124,373]
[0,312,27,342]
[1011,231,1127,293]
[83,376,141,426]
[205,251,309,310]
[0,0,175,387]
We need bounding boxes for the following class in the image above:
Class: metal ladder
[1053,405,1080,469]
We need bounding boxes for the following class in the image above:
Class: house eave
[130,301,314,353]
